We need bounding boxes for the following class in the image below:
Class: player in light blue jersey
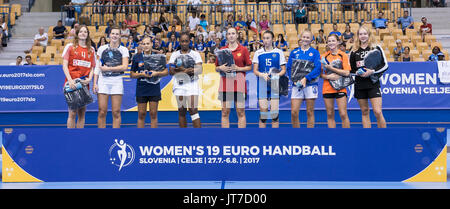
[252,30,287,128]
[286,30,322,128]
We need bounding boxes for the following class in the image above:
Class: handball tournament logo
[109,139,135,171]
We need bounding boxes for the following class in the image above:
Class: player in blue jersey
[252,30,286,128]
[286,29,322,128]
[130,36,169,128]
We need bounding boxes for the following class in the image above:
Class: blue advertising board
[0,62,449,112]
[2,128,447,182]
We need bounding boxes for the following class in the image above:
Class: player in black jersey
[349,25,388,128]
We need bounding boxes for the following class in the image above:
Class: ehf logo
[109,139,135,171]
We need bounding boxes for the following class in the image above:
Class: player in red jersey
[62,25,96,128]
[215,27,252,128]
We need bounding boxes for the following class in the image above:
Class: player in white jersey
[168,31,203,128]
[93,26,129,128]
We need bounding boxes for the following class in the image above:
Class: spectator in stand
[428,46,445,61]
[120,21,131,38]
[234,14,247,31]
[188,12,200,31]
[248,33,262,52]
[167,25,180,39]
[150,20,163,35]
[126,35,139,57]
[10,56,24,66]
[258,15,271,36]
[53,20,68,40]
[125,14,141,29]
[341,24,354,43]
[223,14,234,30]
[130,27,141,42]
[0,16,8,40]
[67,22,80,40]
[238,31,248,47]
[339,42,349,54]
[116,0,126,13]
[329,23,342,37]
[104,19,114,37]
[142,25,153,39]
[284,0,299,11]
[208,24,222,40]
[199,14,209,32]
[105,0,115,13]
[246,14,258,35]
[140,0,149,13]
[71,0,90,25]
[315,29,326,44]
[159,15,169,32]
[166,33,180,52]
[194,34,207,53]
[208,54,216,64]
[129,0,138,14]
[187,0,201,13]
[393,39,404,61]
[168,0,177,13]
[172,15,183,32]
[92,0,102,14]
[97,36,108,49]
[221,0,233,12]
[275,34,288,51]
[23,55,35,65]
[369,11,388,35]
[63,2,76,26]
[210,0,222,13]
[401,46,411,62]
[0,25,6,47]
[24,27,48,54]
[152,38,165,54]
[397,10,414,34]
[208,35,221,54]
[196,25,208,41]
[420,16,432,42]
[294,5,307,24]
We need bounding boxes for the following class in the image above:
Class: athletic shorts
[291,85,319,99]
[218,92,247,102]
[323,92,347,99]
[136,95,162,103]
[354,87,382,99]
[98,82,124,95]
[173,80,199,96]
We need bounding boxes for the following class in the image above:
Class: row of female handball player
[61,25,387,128]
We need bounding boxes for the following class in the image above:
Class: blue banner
[1,128,447,182]
[0,62,449,112]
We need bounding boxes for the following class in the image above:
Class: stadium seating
[7,1,449,65]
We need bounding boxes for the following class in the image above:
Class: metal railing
[60,1,411,27]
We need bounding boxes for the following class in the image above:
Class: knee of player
[236,109,246,117]
[68,111,78,119]
[372,108,383,117]
[221,109,231,117]
[138,111,147,119]
[112,110,121,118]
[306,109,315,117]
[338,111,349,120]
[361,107,370,116]
[178,108,187,116]
[149,110,158,119]
[98,108,108,117]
